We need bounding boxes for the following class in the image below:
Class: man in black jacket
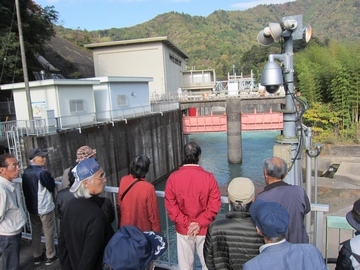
[58,158,112,270]
[203,177,264,270]
[22,148,58,266]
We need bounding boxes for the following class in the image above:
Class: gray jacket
[256,181,310,243]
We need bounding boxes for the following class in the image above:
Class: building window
[169,54,182,66]
[116,95,128,107]
[69,99,85,113]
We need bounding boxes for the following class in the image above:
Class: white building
[85,36,189,100]
[0,79,98,128]
[83,76,152,121]
[0,76,153,130]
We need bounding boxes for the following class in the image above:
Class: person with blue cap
[103,225,168,270]
[58,158,112,270]
[243,200,327,270]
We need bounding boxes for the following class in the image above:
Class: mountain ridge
[46,0,360,79]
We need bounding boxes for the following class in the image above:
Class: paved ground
[3,239,167,269]
[6,238,60,270]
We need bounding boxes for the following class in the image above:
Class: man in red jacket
[165,142,221,270]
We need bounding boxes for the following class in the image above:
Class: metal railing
[0,93,286,138]
[0,103,180,137]
[13,179,329,269]
[0,119,48,138]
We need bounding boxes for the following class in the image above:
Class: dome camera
[261,61,283,94]
[265,85,280,94]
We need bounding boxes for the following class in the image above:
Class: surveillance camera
[261,61,283,94]
[265,85,280,93]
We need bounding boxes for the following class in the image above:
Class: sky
[34,0,296,31]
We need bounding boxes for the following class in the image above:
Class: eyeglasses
[6,164,21,169]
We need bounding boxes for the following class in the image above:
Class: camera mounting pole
[257,14,312,186]
[275,33,301,186]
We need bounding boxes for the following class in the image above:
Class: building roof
[82,76,153,83]
[0,79,99,91]
[84,36,189,59]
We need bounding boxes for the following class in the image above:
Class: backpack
[336,239,360,270]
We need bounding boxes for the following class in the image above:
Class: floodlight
[257,27,274,46]
[303,24,312,43]
[260,60,283,93]
[268,22,283,42]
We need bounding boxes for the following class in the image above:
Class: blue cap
[70,158,100,193]
[250,200,289,237]
[103,226,167,270]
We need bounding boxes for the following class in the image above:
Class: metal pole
[314,155,319,204]
[271,35,299,186]
[305,127,313,239]
[282,35,300,186]
[15,0,33,120]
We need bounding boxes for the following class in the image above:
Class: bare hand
[187,222,200,236]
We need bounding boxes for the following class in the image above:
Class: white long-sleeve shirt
[0,176,26,235]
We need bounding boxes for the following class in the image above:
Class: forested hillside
[54,0,360,79]
[0,0,359,141]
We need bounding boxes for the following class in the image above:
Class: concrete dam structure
[21,110,184,187]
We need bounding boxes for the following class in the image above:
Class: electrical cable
[276,36,306,174]
[282,76,306,174]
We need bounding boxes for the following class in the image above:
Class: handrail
[12,179,329,269]
[0,103,179,137]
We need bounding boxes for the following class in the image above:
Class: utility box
[273,144,292,167]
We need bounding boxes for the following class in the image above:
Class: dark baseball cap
[250,200,289,237]
[28,148,49,160]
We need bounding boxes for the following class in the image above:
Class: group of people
[0,146,167,270]
[55,146,166,270]
[0,141,359,269]
[164,141,317,269]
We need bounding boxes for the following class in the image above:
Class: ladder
[6,126,24,173]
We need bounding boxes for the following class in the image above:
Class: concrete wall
[86,37,188,99]
[90,42,166,97]
[163,45,187,97]
[21,110,184,187]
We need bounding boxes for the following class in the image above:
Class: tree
[0,0,58,85]
[296,41,360,143]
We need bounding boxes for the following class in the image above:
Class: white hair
[72,175,95,199]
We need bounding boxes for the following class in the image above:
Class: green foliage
[303,102,339,131]
[0,0,58,84]
[1,0,359,144]
[298,40,360,144]
[330,65,352,129]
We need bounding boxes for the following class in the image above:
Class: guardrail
[13,179,329,269]
[0,119,48,137]
[0,103,180,138]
